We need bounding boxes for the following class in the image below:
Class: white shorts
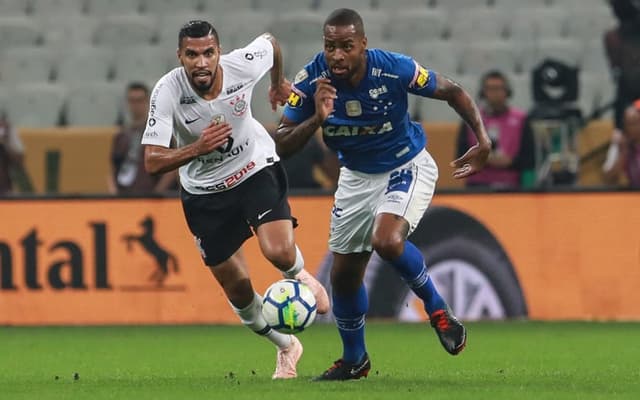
[328,149,439,254]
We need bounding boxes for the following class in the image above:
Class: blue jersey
[283,48,438,173]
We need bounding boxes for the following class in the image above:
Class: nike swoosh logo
[257,209,272,220]
[185,117,201,124]
[349,360,368,375]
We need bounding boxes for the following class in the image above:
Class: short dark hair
[324,8,365,36]
[178,20,219,48]
[126,81,149,96]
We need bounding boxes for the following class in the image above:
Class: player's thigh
[328,168,381,254]
[376,149,438,234]
[181,189,253,267]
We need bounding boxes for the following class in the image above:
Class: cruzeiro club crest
[230,93,248,117]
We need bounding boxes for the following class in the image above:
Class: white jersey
[141,36,279,194]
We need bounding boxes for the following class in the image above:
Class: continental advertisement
[1,192,639,325]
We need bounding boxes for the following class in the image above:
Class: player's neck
[347,54,368,87]
[195,65,224,101]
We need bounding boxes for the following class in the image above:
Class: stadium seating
[0,0,28,16]
[318,0,373,12]
[386,9,448,42]
[39,16,99,48]
[85,0,141,16]
[5,84,66,127]
[29,0,85,16]
[0,0,619,126]
[0,47,56,84]
[92,15,156,46]
[140,0,202,15]
[65,82,124,126]
[0,17,41,50]
[457,41,522,76]
[448,9,509,41]
[375,0,429,11]
[254,0,315,14]
[54,46,115,84]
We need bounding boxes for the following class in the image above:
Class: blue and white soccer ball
[262,279,317,334]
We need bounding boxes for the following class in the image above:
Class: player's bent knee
[372,235,404,261]
[263,244,296,270]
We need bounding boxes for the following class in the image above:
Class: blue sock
[389,240,447,315]
[332,284,368,363]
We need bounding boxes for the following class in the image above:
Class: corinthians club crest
[230,93,248,117]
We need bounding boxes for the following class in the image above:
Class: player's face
[482,77,509,111]
[178,35,220,93]
[623,107,640,142]
[323,24,367,81]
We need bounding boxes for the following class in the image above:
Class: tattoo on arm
[275,116,322,159]
[432,74,489,146]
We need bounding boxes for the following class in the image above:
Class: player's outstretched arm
[275,78,336,158]
[430,73,492,179]
[262,33,291,111]
[144,122,232,174]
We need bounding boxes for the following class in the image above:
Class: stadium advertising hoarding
[0,193,639,325]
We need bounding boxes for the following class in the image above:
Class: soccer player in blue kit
[275,9,492,380]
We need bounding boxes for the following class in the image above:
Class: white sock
[282,245,304,279]
[230,292,292,349]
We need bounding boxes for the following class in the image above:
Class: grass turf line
[1,322,639,400]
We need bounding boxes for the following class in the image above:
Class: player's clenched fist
[313,78,337,122]
[196,121,232,155]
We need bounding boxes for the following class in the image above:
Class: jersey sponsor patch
[385,168,413,194]
[416,66,430,88]
[287,91,303,107]
[212,114,225,125]
[345,100,362,117]
[294,69,308,84]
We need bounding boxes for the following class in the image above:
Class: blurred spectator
[604,0,640,128]
[602,100,640,188]
[109,82,177,195]
[281,130,340,191]
[0,115,31,196]
[456,70,534,189]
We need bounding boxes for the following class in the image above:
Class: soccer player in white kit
[141,20,329,379]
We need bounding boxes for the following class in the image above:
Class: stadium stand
[5,84,66,127]
[0,0,28,16]
[29,0,85,16]
[0,0,618,127]
[140,0,203,15]
[64,82,124,126]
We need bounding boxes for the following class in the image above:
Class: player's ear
[362,36,367,49]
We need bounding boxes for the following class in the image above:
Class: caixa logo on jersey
[323,122,393,137]
[0,217,181,292]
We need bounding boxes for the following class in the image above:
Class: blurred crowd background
[1,0,639,196]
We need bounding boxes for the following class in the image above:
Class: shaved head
[324,8,365,37]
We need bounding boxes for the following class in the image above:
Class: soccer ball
[262,279,317,334]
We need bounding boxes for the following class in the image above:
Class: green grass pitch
[2,322,639,400]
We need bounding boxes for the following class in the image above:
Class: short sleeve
[282,67,316,123]
[141,79,175,147]
[229,36,274,82]
[395,54,437,98]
